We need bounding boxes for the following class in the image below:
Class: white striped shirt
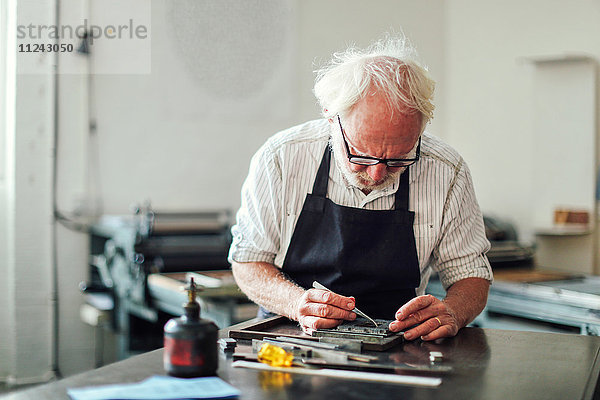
[228,118,493,294]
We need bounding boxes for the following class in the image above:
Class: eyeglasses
[337,115,421,168]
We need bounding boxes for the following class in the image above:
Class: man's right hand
[295,289,357,334]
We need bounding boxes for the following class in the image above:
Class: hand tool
[312,281,378,327]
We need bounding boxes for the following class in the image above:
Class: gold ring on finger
[434,317,442,327]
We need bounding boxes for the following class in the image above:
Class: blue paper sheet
[67,375,240,400]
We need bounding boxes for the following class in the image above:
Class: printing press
[82,207,250,359]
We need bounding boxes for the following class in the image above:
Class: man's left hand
[388,295,459,341]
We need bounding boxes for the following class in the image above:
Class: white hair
[313,34,435,125]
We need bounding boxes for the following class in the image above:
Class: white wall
[444,0,600,242]
[82,0,445,214]
[53,0,103,377]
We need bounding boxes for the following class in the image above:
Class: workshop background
[1,0,600,387]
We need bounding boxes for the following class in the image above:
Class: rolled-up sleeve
[432,161,493,289]
[228,141,283,265]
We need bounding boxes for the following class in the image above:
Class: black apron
[259,146,420,320]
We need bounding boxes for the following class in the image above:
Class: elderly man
[228,36,492,341]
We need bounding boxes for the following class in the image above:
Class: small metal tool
[312,281,378,327]
[429,351,443,363]
[218,338,237,353]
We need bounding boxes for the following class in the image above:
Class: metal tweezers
[312,281,378,327]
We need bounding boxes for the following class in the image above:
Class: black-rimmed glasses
[337,115,421,168]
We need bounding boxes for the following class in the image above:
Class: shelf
[518,53,597,65]
[535,226,592,236]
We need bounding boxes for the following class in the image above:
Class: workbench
[5,322,600,400]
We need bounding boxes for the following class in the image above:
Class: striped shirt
[229,118,493,294]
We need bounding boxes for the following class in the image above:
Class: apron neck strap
[394,168,410,211]
[312,146,411,212]
[311,146,332,196]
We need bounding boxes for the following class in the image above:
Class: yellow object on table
[257,343,294,367]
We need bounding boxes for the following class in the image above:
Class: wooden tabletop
[4,325,600,400]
